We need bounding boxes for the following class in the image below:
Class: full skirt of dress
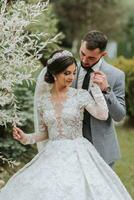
[0,137,132,200]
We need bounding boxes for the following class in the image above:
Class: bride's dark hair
[45,50,76,84]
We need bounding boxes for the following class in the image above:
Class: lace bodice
[36,86,108,141]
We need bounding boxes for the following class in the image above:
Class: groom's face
[79,41,106,68]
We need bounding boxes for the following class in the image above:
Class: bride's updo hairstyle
[45,50,76,84]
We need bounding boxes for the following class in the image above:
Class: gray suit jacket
[74,60,126,164]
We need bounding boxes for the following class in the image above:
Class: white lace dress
[0,87,132,200]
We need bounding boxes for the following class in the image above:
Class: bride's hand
[13,127,28,145]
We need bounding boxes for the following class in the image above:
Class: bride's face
[55,63,77,88]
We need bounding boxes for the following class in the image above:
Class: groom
[74,30,126,167]
[34,30,126,167]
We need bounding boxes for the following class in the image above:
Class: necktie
[82,67,93,143]
[82,68,93,90]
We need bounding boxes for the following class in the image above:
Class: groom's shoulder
[70,87,88,96]
[102,60,125,76]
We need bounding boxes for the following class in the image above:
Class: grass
[114,126,134,199]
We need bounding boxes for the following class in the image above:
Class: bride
[0,50,132,200]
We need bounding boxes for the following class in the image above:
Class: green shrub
[0,135,37,163]
[112,56,134,122]
[0,1,61,126]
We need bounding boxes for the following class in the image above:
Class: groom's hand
[92,71,109,92]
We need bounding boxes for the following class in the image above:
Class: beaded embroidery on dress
[0,87,132,200]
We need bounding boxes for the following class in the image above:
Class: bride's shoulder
[77,88,89,96]
[36,90,50,106]
[69,87,89,98]
[72,88,91,107]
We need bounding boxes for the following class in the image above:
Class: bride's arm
[79,84,108,120]
[13,127,48,145]
[13,97,49,145]
[88,84,108,120]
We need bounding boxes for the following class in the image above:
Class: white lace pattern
[0,87,132,200]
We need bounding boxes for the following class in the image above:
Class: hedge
[112,56,134,122]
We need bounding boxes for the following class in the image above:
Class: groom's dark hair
[83,30,108,52]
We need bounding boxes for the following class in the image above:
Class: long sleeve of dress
[25,97,48,145]
[78,84,108,120]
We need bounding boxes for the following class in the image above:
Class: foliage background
[0,0,62,169]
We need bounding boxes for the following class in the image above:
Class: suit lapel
[77,67,86,89]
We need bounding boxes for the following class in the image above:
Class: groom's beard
[81,58,101,70]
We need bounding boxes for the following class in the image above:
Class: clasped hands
[92,71,109,92]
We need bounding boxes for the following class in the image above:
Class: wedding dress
[0,86,132,200]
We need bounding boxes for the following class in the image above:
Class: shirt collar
[80,58,103,72]
[92,58,103,71]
